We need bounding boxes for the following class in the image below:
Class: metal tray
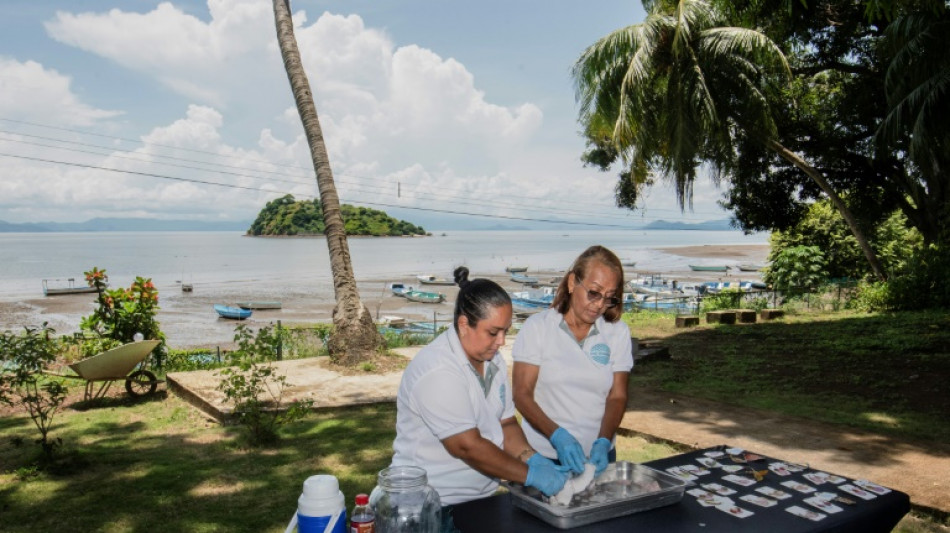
[508,461,689,529]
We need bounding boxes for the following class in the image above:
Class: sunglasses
[574,277,621,308]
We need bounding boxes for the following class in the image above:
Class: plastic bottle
[350,493,375,533]
[285,474,347,533]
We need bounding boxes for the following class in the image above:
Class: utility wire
[0,152,648,229]
[0,119,727,217]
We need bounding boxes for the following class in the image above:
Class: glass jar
[369,466,441,533]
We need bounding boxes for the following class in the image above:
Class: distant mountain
[644,219,734,231]
[0,218,251,232]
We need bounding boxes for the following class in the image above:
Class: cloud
[2,0,725,226]
[0,56,121,126]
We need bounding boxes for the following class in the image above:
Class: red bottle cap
[355,493,369,505]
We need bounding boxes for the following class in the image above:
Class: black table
[452,447,910,532]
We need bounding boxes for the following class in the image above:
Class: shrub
[78,267,167,367]
[0,324,68,463]
[765,245,827,294]
[216,324,313,446]
[884,244,950,311]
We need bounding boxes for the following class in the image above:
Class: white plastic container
[285,474,347,533]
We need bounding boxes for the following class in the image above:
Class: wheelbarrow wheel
[125,370,158,397]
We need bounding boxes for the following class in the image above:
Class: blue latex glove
[550,427,586,474]
[589,437,612,475]
[525,456,571,496]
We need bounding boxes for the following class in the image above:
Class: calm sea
[0,229,768,299]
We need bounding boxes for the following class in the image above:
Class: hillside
[247,194,427,237]
[0,218,249,232]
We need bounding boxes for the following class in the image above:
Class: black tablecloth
[452,446,910,532]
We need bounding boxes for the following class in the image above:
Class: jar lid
[355,493,369,505]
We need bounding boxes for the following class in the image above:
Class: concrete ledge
[705,311,737,325]
[760,309,785,320]
[736,309,757,324]
[675,315,700,328]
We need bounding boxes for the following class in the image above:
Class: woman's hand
[525,455,571,496]
[550,427,586,474]
[589,437,612,475]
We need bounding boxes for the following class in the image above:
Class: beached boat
[181,283,193,293]
[236,301,282,310]
[42,278,101,296]
[736,264,764,272]
[511,273,539,284]
[621,260,638,268]
[403,289,445,304]
[688,265,730,272]
[505,266,528,273]
[390,282,410,297]
[214,304,252,320]
[416,274,455,286]
[510,287,555,312]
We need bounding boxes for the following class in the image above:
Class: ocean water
[0,229,768,299]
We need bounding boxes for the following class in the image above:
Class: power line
[0,118,728,218]
[0,152,650,229]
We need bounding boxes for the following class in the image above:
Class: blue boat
[511,273,539,284]
[510,288,555,312]
[214,304,252,320]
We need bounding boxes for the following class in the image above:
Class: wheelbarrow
[50,340,163,401]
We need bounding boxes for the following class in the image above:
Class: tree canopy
[247,194,426,237]
[576,0,950,271]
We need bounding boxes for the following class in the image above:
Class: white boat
[416,274,455,286]
[236,301,282,310]
[42,278,101,296]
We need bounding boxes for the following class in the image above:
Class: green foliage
[700,289,744,313]
[379,328,435,348]
[881,245,950,311]
[765,245,827,293]
[769,201,921,280]
[247,194,427,236]
[216,324,314,446]
[78,267,167,367]
[0,324,68,463]
[854,281,891,312]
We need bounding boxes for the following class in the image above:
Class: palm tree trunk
[767,139,888,281]
[272,0,381,364]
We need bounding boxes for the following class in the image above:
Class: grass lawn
[626,309,950,444]
[1,308,947,531]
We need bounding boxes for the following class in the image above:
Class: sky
[0,0,737,231]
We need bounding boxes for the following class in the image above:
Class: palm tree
[272,0,381,365]
[574,0,887,279]
[878,7,950,246]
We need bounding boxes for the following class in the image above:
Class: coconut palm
[574,0,886,279]
[878,8,950,245]
[272,0,381,365]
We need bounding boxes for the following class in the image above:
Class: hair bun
[453,266,470,288]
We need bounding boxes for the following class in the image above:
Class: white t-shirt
[391,326,515,506]
[512,308,634,459]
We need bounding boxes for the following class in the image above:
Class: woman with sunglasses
[512,245,633,477]
[390,266,569,531]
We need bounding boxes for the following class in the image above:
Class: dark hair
[551,245,624,323]
[453,266,511,330]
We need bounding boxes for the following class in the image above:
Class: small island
[247,194,427,237]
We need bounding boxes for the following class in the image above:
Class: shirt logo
[590,343,611,366]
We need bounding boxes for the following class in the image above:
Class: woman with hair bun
[512,245,634,477]
[390,266,569,531]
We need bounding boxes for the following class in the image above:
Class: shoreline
[0,243,769,349]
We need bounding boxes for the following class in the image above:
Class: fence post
[216,346,221,363]
[276,320,283,361]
